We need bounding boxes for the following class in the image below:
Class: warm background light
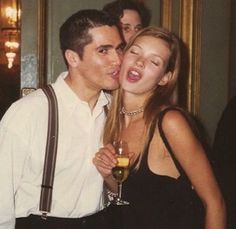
[5,40,19,49]
[0,0,21,69]
[6,51,16,68]
[5,6,17,24]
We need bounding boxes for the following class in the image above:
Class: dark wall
[0,64,20,119]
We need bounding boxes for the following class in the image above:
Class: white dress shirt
[0,72,110,229]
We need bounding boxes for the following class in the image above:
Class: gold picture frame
[161,0,202,115]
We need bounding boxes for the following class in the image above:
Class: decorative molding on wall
[21,54,37,88]
[38,0,47,87]
[179,0,202,115]
[20,0,39,89]
[160,0,202,115]
[160,0,172,31]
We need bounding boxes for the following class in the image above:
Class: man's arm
[0,107,29,229]
[0,124,17,229]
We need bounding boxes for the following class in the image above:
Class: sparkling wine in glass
[112,140,130,205]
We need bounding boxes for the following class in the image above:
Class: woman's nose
[126,30,136,42]
[135,58,145,68]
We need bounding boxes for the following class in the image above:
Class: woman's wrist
[105,186,118,203]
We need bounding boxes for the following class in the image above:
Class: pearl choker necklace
[120,106,144,116]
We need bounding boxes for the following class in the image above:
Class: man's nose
[112,51,122,66]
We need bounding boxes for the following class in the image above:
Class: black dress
[120,107,204,229]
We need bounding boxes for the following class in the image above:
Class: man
[0,9,123,229]
[212,95,236,229]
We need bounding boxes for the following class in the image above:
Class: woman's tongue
[127,70,141,82]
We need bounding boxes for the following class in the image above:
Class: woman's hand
[93,143,117,179]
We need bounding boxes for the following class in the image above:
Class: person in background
[94,26,226,229]
[212,95,236,229]
[0,9,123,229]
[103,0,151,44]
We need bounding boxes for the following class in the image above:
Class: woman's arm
[161,110,226,229]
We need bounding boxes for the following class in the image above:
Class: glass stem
[118,182,122,200]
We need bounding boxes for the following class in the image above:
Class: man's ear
[158,71,172,86]
[65,49,80,67]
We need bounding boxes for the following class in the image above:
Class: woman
[103,0,151,43]
[94,26,226,229]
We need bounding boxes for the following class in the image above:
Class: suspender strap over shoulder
[40,85,59,219]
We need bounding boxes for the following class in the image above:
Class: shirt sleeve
[0,107,29,229]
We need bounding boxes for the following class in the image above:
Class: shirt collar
[53,72,110,112]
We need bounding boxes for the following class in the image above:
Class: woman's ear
[158,71,172,86]
[65,49,80,67]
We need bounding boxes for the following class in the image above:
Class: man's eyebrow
[96,43,125,50]
[96,45,113,50]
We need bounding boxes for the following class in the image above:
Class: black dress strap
[157,107,188,175]
[156,106,200,177]
[148,107,205,228]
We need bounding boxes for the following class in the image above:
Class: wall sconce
[0,0,21,69]
[5,40,19,49]
[1,0,21,28]
[4,37,19,68]
[5,51,16,68]
[5,6,20,26]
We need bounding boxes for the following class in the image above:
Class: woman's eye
[122,26,131,33]
[151,60,159,66]
[130,51,137,55]
[130,49,138,55]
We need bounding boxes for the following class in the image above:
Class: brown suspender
[40,85,59,219]
[39,85,108,219]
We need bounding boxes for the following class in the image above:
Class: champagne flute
[111,140,130,205]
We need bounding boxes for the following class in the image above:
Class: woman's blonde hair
[103,26,181,168]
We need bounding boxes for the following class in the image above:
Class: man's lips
[110,69,120,79]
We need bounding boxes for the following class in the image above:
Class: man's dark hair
[103,0,151,27]
[60,9,119,64]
